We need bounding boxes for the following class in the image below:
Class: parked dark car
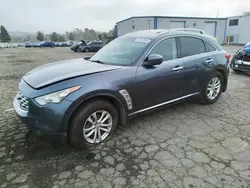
[13,29,230,149]
[40,41,55,48]
[230,42,250,75]
[79,41,104,52]
[70,40,87,52]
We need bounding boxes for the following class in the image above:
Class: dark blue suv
[40,41,55,48]
[13,29,230,149]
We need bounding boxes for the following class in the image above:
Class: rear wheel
[200,71,223,105]
[84,48,90,53]
[68,100,118,149]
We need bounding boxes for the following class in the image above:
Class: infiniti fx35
[13,29,230,149]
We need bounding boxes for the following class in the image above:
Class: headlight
[35,85,81,106]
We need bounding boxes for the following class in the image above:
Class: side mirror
[143,54,163,66]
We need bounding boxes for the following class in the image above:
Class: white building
[226,12,250,44]
[116,16,227,44]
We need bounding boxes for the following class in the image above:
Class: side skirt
[128,92,200,116]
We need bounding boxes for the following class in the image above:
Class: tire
[68,100,118,149]
[84,48,90,53]
[200,71,223,105]
[77,47,82,52]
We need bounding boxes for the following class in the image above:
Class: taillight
[225,53,231,60]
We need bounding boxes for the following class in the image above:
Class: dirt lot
[0,46,250,188]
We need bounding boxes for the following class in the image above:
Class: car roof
[123,29,169,39]
[122,29,221,49]
[123,29,209,39]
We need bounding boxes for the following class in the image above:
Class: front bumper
[230,59,250,73]
[13,91,73,135]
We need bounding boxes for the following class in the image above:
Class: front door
[130,37,187,112]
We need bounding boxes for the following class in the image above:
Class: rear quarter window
[204,41,217,52]
[179,37,206,57]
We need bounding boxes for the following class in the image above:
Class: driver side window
[150,38,177,61]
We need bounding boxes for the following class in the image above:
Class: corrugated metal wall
[117,17,227,44]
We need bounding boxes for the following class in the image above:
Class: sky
[0,0,249,33]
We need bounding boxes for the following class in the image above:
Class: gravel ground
[0,46,250,188]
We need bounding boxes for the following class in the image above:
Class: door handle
[172,66,183,71]
[206,59,214,63]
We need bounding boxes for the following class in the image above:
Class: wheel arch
[63,92,128,134]
[214,68,228,92]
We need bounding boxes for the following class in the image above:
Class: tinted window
[150,38,177,61]
[179,37,205,57]
[204,41,216,52]
[229,19,239,26]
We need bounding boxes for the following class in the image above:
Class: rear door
[97,42,104,50]
[90,42,99,51]
[178,36,216,95]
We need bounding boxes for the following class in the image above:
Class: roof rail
[169,28,207,34]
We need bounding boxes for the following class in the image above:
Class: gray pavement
[0,47,250,188]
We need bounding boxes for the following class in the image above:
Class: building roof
[116,16,228,24]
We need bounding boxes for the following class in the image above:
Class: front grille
[16,91,29,111]
[242,55,250,62]
[238,64,250,70]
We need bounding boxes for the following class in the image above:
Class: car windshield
[89,37,151,66]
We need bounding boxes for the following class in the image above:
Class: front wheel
[68,100,118,149]
[200,71,223,105]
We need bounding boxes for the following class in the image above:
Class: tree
[50,32,59,42]
[0,25,11,42]
[36,31,44,41]
[68,32,74,40]
[58,35,65,42]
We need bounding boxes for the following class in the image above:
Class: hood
[23,58,122,89]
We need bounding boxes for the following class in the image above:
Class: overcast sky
[0,0,249,33]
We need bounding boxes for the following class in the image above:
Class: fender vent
[119,89,133,110]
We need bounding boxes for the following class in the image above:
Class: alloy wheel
[83,110,112,144]
[206,77,221,100]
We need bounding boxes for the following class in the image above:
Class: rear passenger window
[150,38,177,61]
[204,41,216,52]
[179,37,205,57]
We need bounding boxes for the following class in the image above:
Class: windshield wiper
[89,59,106,64]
